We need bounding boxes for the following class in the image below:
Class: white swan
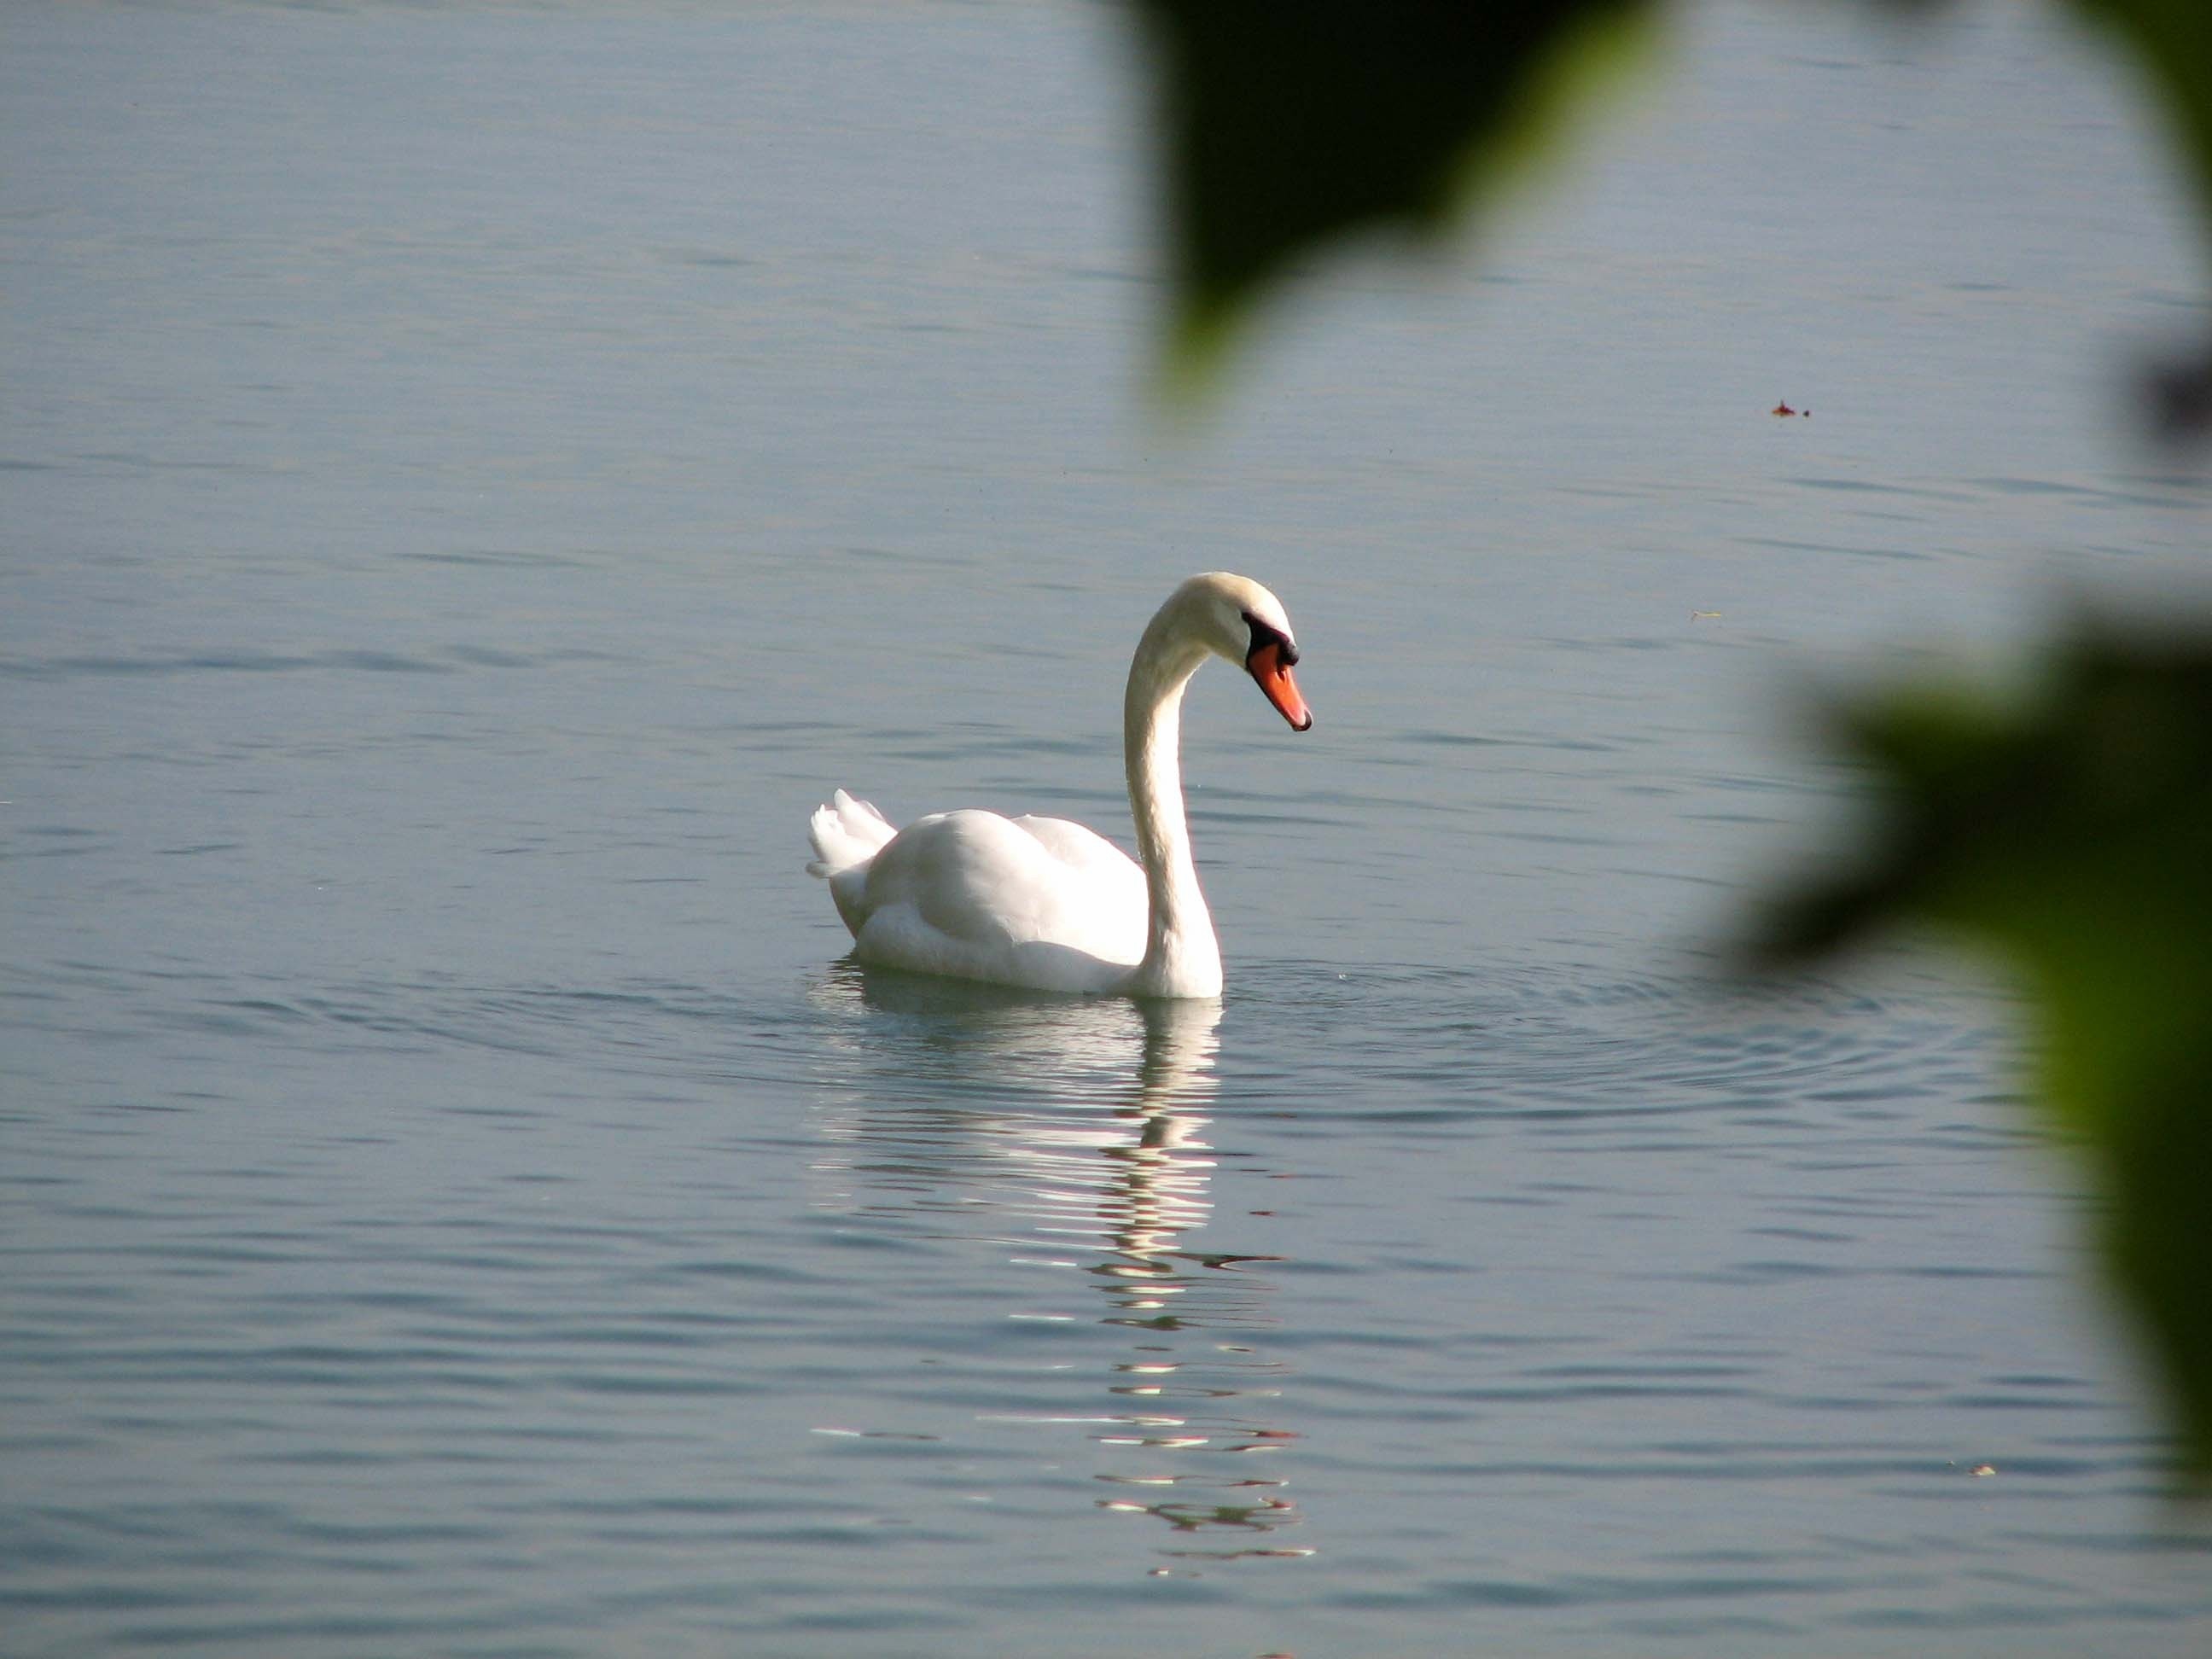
[806,572,1313,998]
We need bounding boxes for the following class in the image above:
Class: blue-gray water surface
[6,2,2212,1655]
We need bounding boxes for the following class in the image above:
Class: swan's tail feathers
[806,789,897,878]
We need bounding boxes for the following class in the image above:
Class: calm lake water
[7,2,2212,1654]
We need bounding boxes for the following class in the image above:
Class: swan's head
[1172,572,1313,732]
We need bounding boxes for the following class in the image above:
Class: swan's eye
[1243,611,1299,667]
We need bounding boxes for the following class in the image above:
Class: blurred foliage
[2070,0,2212,438]
[2069,0,2212,226]
[1131,0,1652,378]
[1129,0,2212,1477]
[1753,629,2212,1479]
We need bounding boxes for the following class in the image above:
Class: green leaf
[1755,624,2212,1481]
[2062,0,2212,435]
[1132,0,1654,389]
[2064,0,2212,230]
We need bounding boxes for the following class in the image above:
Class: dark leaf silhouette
[1132,0,1651,375]
[1754,625,2212,1480]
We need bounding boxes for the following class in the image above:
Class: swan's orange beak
[1248,640,1313,731]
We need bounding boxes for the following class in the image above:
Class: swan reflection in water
[806,966,1310,1563]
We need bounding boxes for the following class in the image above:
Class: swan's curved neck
[1124,618,1222,998]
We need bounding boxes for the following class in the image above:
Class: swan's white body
[806,573,1313,998]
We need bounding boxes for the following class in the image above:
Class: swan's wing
[1004,818,1147,957]
[1006,814,1138,879]
[851,809,1146,976]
